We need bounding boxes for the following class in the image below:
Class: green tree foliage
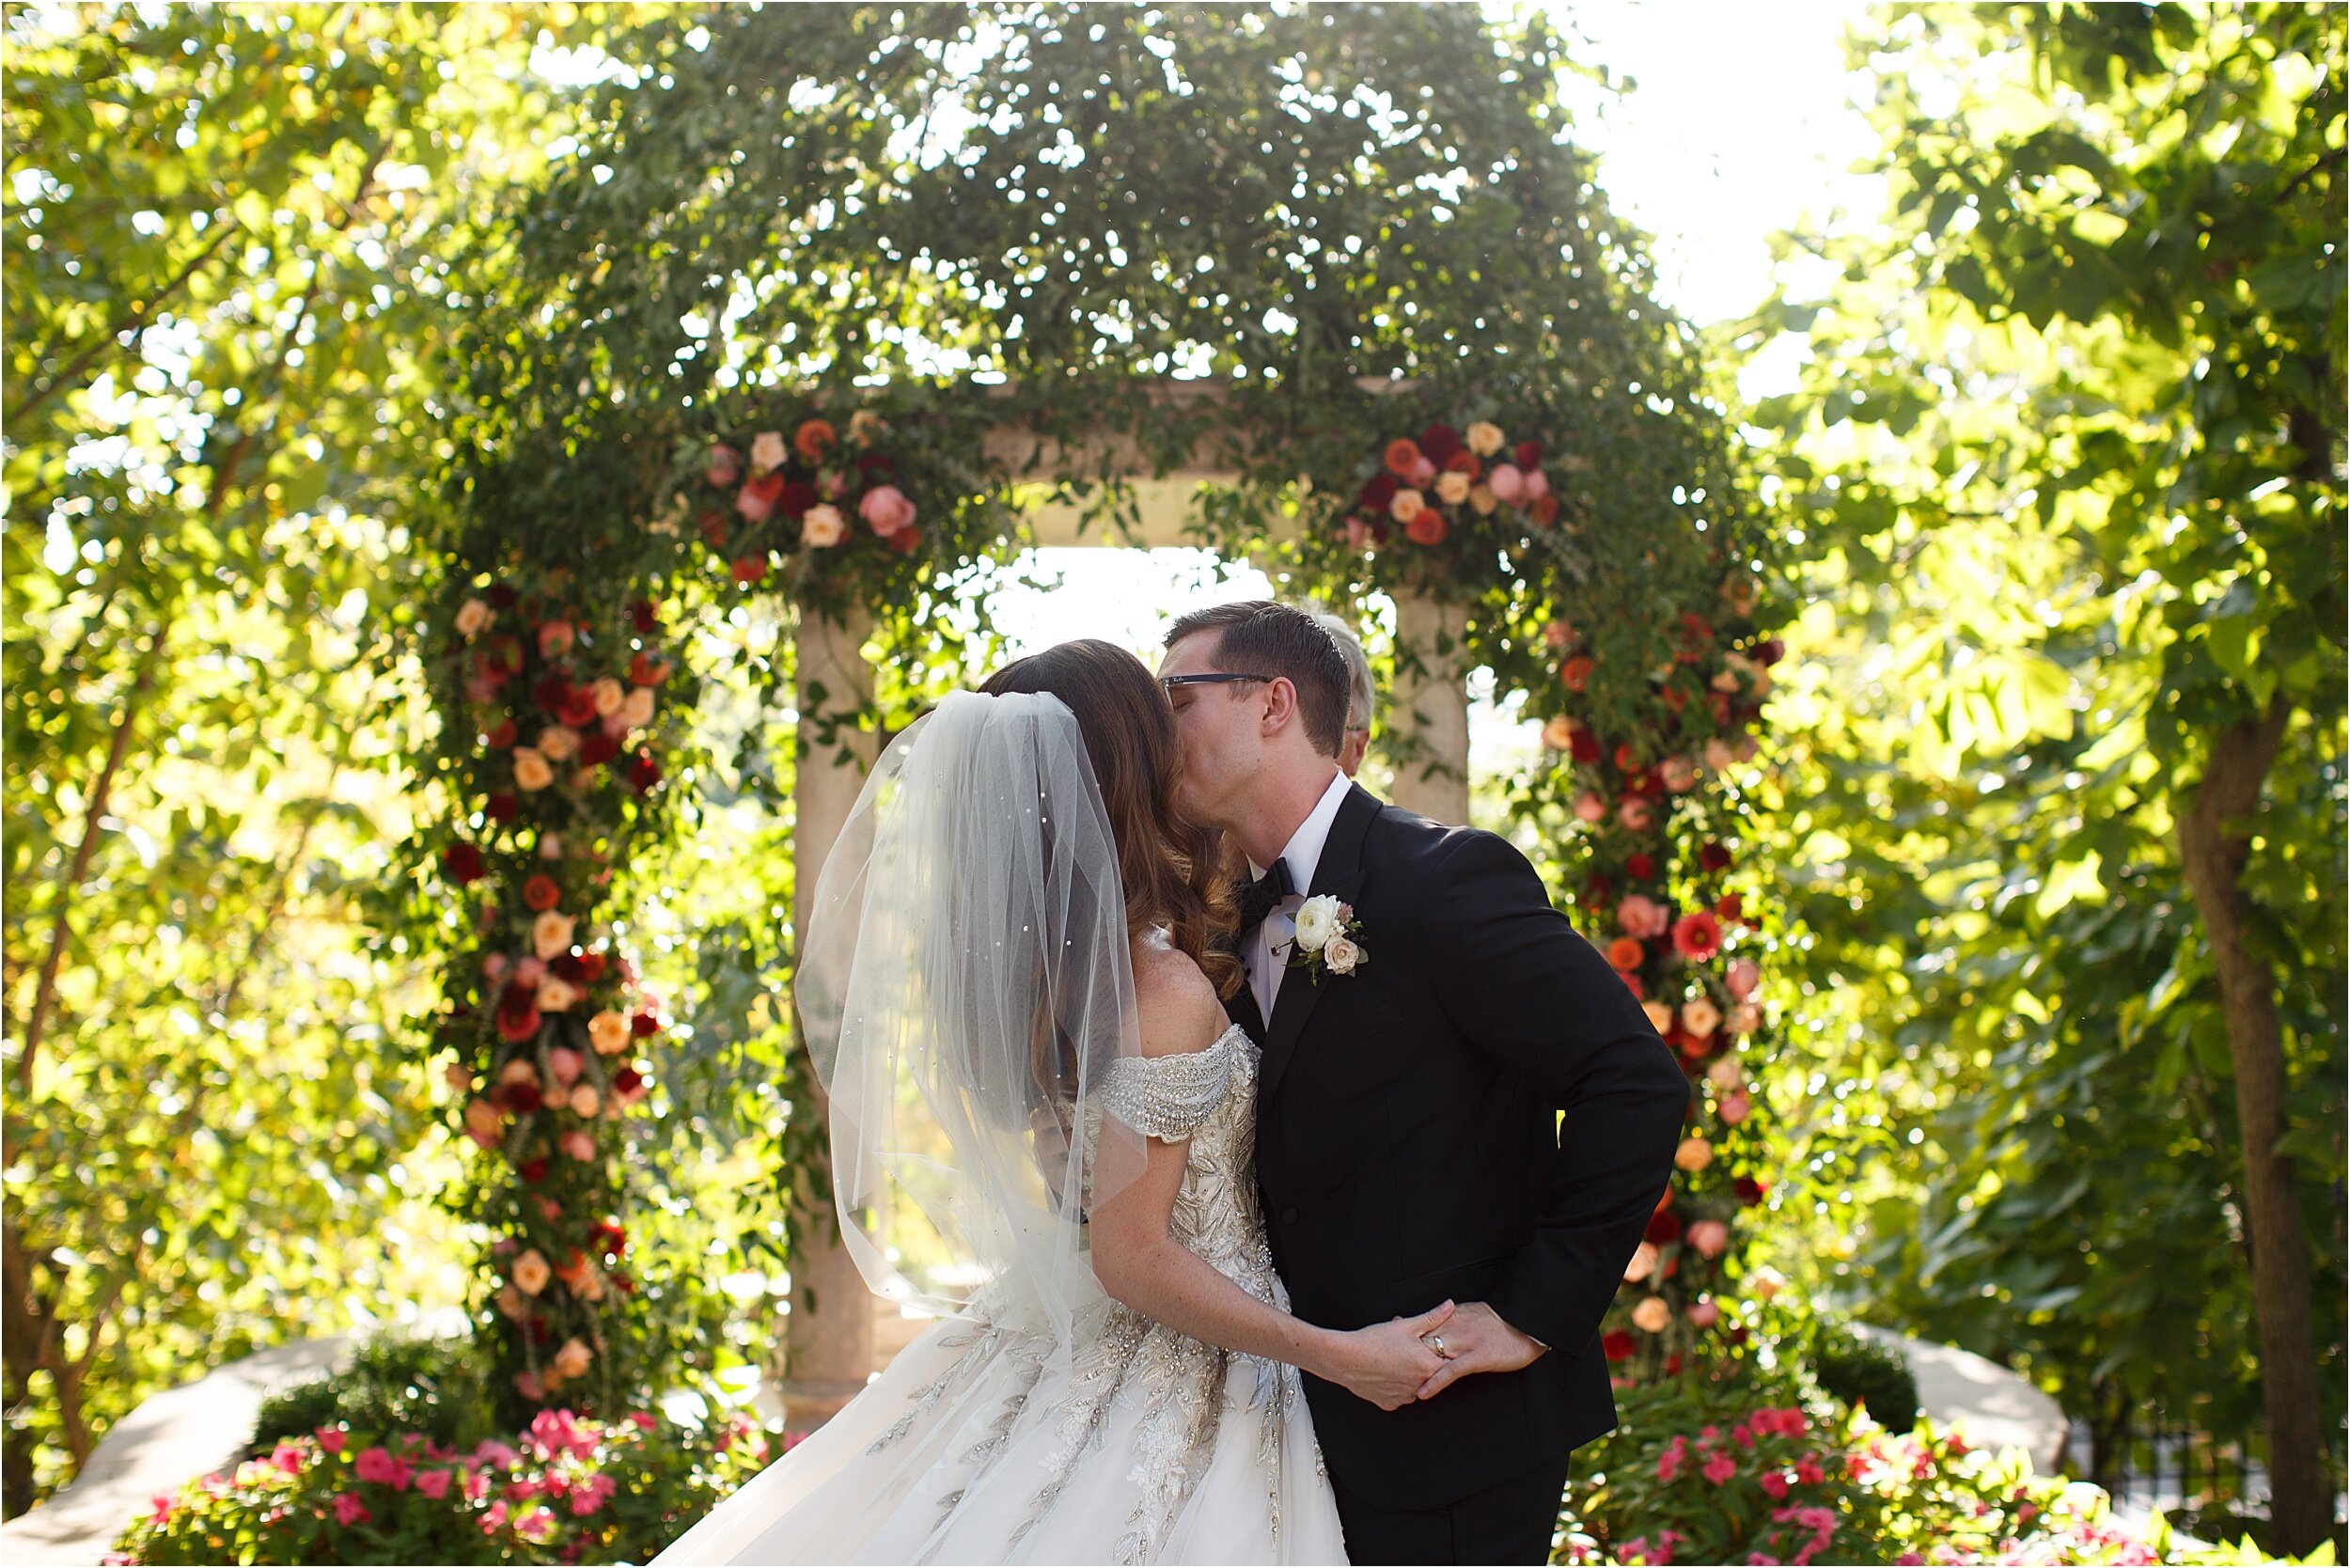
[1746,2,2343,1548]
[0,1,616,1513]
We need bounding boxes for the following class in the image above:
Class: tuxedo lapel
[1258,783,1379,1102]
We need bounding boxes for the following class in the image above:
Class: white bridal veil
[794,689,1147,1352]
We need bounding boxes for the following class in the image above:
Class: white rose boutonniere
[1282,894,1367,983]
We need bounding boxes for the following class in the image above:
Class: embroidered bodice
[1096,1023,1280,1305]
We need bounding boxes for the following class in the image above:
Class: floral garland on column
[431,402,957,1421]
[1323,414,1784,1383]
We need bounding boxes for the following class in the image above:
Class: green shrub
[114,1405,777,1566]
[246,1335,496,1460]
[1810,1321,1922,1432]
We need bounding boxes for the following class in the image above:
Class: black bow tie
[1236,859,1295,935]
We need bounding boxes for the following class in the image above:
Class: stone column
[1386,589,1471,825]
[782,602,877,1428]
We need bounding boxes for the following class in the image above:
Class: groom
[1160,601,1689,1566]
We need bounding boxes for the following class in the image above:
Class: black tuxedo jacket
[1227,783,1689,1509]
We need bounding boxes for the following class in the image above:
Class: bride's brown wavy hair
[979,640,1242,1000]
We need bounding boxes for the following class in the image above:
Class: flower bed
[111,1407,780,1566]
[1554,1377,2308,1567]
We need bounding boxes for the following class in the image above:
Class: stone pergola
[778,402,1473,1424]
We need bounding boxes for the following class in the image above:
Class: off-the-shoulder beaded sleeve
[1097,1025,1246,1142]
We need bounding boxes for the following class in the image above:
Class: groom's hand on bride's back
[1409,1300,1547,1401]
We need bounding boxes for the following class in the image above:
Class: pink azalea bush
[1550,1379,2306,1567]
[111,1407,785,1565]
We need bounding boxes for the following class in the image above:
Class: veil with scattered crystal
[793,688,1147,1353]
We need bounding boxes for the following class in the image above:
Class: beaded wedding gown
[651,1022,1347,1565]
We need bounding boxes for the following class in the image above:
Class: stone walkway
[1854,1324,2070,1471]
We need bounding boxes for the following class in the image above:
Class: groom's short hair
[1165,600,1351,758]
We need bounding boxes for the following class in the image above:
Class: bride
[653,640,1452,1565]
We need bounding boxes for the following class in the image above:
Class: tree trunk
[2175,695,2333,1554]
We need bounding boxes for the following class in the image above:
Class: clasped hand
[1321,1300,1545,1411]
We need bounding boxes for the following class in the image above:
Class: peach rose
[801,503,847,548]
[1660,755,1698,792]
[1681,996,1722,1037]
[1388,488,1425,525]
[1631,1295,1671,1333]
[850,408,887,443]
[532,911,576,961]
[1467,483,1499,516]
[456,598,493,638]
[499,1058,540,1088]
[588,1011,630,1055]
[750,431,789,473]
[536,977,579,1013]
[495,1282,526,1320]
[1521,466,1550,500]
[537,726,580,763]
[1623,1241,1659,1283]
[463,1099,503,1149]
[1542,714,1577,750]
[552,1338,594,1380]
[1704,738,1737,771]
[590,677,626,717]
[512,1248,552,1295]
[1434,470,1471,506]
[512,748,554,792]
[569,1085,602,1118]
[1706,1055,1745,1090]
[619,686,655,729]
[1642,1000,1674,1035]
[537,619,574,659]
[1727,1002,1762,1034]
[1465,420,1506,457]
[1750,1266,1785,1299]
[1543,619,1574,649]
[1675,1136,1715,1172]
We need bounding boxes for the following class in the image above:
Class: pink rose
[1574,792,1607,824]
[1688,1298,1720,1328]
[1719,1090,1751,1125]
[1521,465,1550,499]
[547,1047,584,1088]
[333,1492,369,1527]
[1617,796,1654,832]
[705,445,743,487]
[415,1467,453,1500]
[560,1130,597,1161]
[1407,454,1438,486]
[1488,463,1526,503]
[857,484,916,537]
[1726,958,1761,1000]
[1702,1451,1737,1485]
[1617,894,1671,939]
[1687,1218,1731,1258]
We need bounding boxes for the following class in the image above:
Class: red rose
[1614,743,1640,773]
[533,676,571,714]
[1733,1175,1764,1206]
[1404,510,1448,546]
[496,1001,541,1044]
[1700,842,1732,872]
[523,874,560,912]
[631,599,659,635]
[1645,1208,1683,1246]
[1710,692,1734,727]
[557,688,599,729]
[1672,911,1724,963]
[1444,449,1480,477]
[776,479,819,521]
[519,1158,548,1184]
[1755,637,1785,666]
[1716,893,1744,921]
[1419,422,1462,463]
[1586,873,1614,905]
[443,844,486,886]
[485,635,524,675]
[1528,494,1560,527]
[613,1067,644,1095]
[1678,611,1713,646]
[735,471,785,523]
[1603,1330,1637,1362]
[504,1083,543,1115]
[1661,684,1687,713]
[1569,729,1601,763]
[578,731,619,767]
[1561,655,1595,692]
[485,585,519,612]
[1665,1352,1684,1376]
[577,952,606,982]
[630,1011,659,1038]
[486,718,518,750]
[886,525,921,555]
[1359,471,1400,510]
[487,792,519,823]
[1512,439,1543,468]
[1626,854,1654,880]
[627,752,662,794]
[732,555,768,586]
[699,513,728,548]
[628,652,670,687]
[550,953,588,985]
[855,449,894,473]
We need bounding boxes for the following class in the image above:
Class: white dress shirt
[1246,769,1354,1025]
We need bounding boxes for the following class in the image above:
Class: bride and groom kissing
[655,600,1690,1566]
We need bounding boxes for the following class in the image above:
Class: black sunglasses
[1161,672,1278,695]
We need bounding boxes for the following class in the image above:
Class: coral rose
[1641,1000,1674,1035]
[1617,894,1670,939]
[1617,796,1654,832]
[735,472,784,522]
[794,418,837,461]
[1719,1090,1752,1125]
[1404,509,1448,546]
[512,748,554,792]
[1561,655,1595,692]
[547,1047,584,1088]
[1675,1136,1715,1171]
[1606,936,1646,973]
[619,686,654,729]
[536,726,580,763]
[523,874,561,912]
[570,1085,602,1117]
[1383,438,1422,477]
[1706,1056,1745,1090]
[1631,1295,1671,1333]
[588,1011,630,1055]
[590,677,625,717]
[1688,1298,1721,1329]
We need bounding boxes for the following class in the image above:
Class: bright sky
[989,0,1883,710]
